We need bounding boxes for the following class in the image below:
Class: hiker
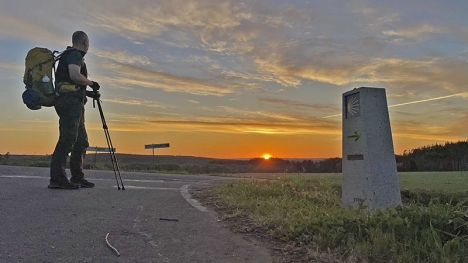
[49,31,101,189]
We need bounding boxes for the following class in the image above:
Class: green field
[201,172,468,263]
[221,171,468,193]
[398,171,468,193]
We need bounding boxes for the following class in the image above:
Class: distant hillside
[2,154,323,166]
[1,154,216,166]
[0,154,333,174]
[86,153,216,166]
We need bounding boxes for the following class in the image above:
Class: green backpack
[22,47,63,110]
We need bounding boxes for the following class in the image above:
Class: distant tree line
[101,157,343,174]
[396,141,468,172]
[140,158,341,174]
[132,140,468,174]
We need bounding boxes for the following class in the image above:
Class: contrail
[388,93,467,108]
[321,92,468,119]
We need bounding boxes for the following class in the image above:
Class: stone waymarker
[342,87,402,210]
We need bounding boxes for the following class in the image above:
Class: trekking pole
[92,93,125,190]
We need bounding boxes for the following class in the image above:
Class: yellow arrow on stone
[347,131,361,141]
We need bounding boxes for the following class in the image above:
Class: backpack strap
[52,49,71,92]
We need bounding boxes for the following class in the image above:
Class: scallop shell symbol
[347,96,360,116]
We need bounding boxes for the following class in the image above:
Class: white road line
[0,175,44,179]
[94,178,166,183]
[0,175,164,184]
[180,185,208,212]
[112,185,178,190]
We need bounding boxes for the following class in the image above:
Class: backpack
[22,47,63,110]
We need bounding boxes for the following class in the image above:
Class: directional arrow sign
[87,147,116,152]
[347,131,361,141]
[145,143,170,149]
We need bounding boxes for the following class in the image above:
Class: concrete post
[342,87,402,210]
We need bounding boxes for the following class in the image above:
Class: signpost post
[87,146,116,169]
[144,143,170,169]
[342,87,402,211]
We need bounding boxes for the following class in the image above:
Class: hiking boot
[71,178,95,188]
[48,181,80,190]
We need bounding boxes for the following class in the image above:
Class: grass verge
[198,177,468,263]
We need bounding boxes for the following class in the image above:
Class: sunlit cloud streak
[92,49,151,66]
[392,118,462,141]
[85,109,341,136]
[259,98,339,112]
[102,119,341,135]
[99,62,237,96]
[103,98,170,109]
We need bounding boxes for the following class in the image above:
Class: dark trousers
[50,95,89,183]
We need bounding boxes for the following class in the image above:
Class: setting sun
[262,154,272,160]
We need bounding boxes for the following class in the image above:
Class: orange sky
[1,1,468,159]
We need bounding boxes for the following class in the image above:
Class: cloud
[259,97,339,112]
[60,0,467,98]
[0,1,85,46]
[184,55,221,71]
[217,106,301,122]
[1,4,467,120]
[383,24,444,39]
[103,98,169,109]
[88,107,341,135]
[86,0,245,41]
[0,61,22,71]
[113,118,341,135]
[92,49,151,66]
[255,52,468,97]
[152,120,339,135]
[99,62,237,96]
[89,47,246,96]
[80,0,315,87]
[0,10,62,44]
[392,119,458,141]
[2,0,465,104]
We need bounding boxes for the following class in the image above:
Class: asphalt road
[0,165,273,263]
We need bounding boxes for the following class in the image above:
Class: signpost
[87,146,116,169]
[145,143,170,168]
[342,87,402,211]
